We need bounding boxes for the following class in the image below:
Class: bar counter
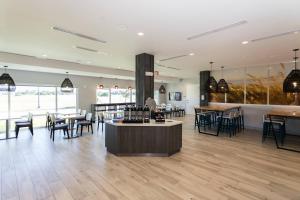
[105,120,182,156]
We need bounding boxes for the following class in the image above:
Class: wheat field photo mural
[209,63,299,106]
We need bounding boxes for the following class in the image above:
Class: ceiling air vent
[75,46,98,53]
[187,20,247,40]
[52,26,106,44]
[159,54,188,62]
[251,29,300,43]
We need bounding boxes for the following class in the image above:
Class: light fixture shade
[283,69,300,93]
[206,76,218,93]
[128,86,132,90]
[159,85,166,94]
[217,79,229,93]
[98,84,104,89]
[61,78,74,92]
[114,85,118,89]
[0,73,16,92]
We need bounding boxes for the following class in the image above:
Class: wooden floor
[1,115,300,200]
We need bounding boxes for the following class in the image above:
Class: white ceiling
[1,0,300,79]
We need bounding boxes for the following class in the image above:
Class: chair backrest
[228,112,234,118]
[233,112,239,118]
[81,110,87,116]
[50,114,56,124]
[194,108,201,114]
[28,113,33,122]
[86,113,92,121]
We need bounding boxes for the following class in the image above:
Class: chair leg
[76,125,79,134]
[29,126,33,136]
[81,125,83,136]
[91,124,93,134]
[88,125,89,132]
[53,130,55,141]
[16,126,19,138]
[66,128,70,139]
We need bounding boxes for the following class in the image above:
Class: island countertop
[105,119,182,127]
[105,119,182,156]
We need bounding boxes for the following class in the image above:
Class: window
[111,88,130,103]
[131,89,136,103]
[0,91,8,134]
[96,88,136,104]
[57,88,77,114]
[39,87,56,112]
[10,86,39,118]
[96,88,110,103]
[154,90,159,104]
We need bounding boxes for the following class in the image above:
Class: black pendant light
[113,78,118,89]
[97,77,104,89]
[128,86,132,90]
[206,62,218,93]
[159,85,166,94]
[0,66,16,92]
[98,84,104,89]
[217,66,229,93]
[283,49,300,93]
[61,72,74,92]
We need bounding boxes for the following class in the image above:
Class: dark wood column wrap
[200,71,210,106]
[135,53,154,107]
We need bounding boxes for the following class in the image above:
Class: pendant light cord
[221,66,224,78]
[209,62,213,72]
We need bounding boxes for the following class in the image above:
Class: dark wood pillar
[135,53,154,107]
[200,71,210,106]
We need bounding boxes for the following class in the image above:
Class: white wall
[8,69,166,112]
[166,79,199,114]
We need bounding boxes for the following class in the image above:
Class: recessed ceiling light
[42,54,47,57]
[117,67,121,69]
[189,53,195,56]
[242,41,249,45]
[86,61,91,64]
[137,32,144,36]
[294,31,299,34]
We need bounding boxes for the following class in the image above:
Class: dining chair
[46,112,65,130]
[97,113,105,132]
[262,114,286,145]
[76,113,93,136]
[15,113,33,138]
[49,114,69,141]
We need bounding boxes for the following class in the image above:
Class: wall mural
[209,63,299,105]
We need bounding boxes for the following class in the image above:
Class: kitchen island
[105,120,182,156]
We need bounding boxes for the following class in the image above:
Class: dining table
[267,109,300,153]
[195,105,241,136]
[0,116,26,140]
[60,114,86,138]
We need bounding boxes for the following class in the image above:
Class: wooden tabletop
[267,109,300,118]
[195,105,240,112]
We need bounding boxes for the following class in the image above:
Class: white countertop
[105,119,182,127]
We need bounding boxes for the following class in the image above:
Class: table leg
[6,119,9,139]
[216,111,224,136]
[269,115,300,153]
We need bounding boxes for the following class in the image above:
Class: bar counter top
[105,119,182,127]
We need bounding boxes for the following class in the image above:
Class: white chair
[76,113,93,136]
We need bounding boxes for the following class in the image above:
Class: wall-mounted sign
[145,71,154,76]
